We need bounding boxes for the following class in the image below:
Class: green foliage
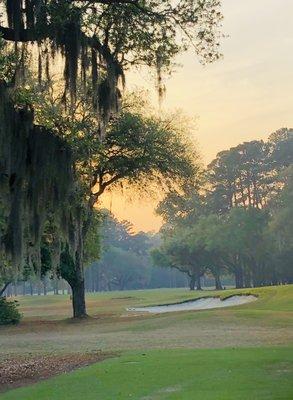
[207,140,271,212]
[271,166,293,246]
[84,211,103,266]
[97,110,200,195]
[0,0,222,316]
[152,224,206,290]
[0,297,21,325]
[0,86,75,273]
[269,166,293,283]
[155,205,276,289]
[155,127,293,289]
[58,246,76,287]
[32,90,201,201]
[268,128,293,168]
[156,184,204,227]
[0,37,18,83]
[1,0,223,118]
[206,131,293,213]
[99,246,149,290]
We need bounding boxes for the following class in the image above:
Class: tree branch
[90,172,123,206]
[0,26,51,42]
[0,281,11,297]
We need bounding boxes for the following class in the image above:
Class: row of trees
[153,129,293,289]
[3,278,70,297]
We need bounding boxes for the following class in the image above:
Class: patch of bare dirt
[0,351,117,393]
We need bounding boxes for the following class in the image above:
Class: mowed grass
[12,284,293,319]
[0,285,292,399]
[1,285,292,356]
[1,347,293,400]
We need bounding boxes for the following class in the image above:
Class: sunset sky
[102,0,293,232]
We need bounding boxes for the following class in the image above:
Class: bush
[0,297,22,325]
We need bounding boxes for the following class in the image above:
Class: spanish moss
[0,83,74,272]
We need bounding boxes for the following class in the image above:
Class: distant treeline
[3,278,70,297]
[84,213,188,292]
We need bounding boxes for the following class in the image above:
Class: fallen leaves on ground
[0,351,117,392]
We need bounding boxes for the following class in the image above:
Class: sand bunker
[128,295,257,314]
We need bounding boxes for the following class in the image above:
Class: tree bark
[65,228,88,318]
[62,254,87,318]
[59,210,90,318]
[71,219,88,317]
[189,274,196,291]
[70,279,87,318]
[214,274,223,290]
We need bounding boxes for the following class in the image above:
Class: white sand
[127,295,257,314]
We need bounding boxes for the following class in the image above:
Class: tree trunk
[196,276,202,291]
[66,235,88,318]
[59,211,89,318]
[235,266,244,289]
[62,259,87,318]
[70,279,87,318]
[54,278,59,295]
[29,280,33,295]
[43,279,47,295]
[214,274,223,290]
[189,274,196,291]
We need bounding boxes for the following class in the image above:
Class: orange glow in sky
[103,0,293,232]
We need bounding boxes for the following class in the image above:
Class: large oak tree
[0,0,223,316]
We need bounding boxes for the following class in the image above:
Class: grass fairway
[0,285,292,398]
[1,347,293,400]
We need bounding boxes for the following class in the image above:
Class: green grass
[14,284,293,319]
[1,347,292,400]
[1,285,292,398]
[1,286,292,356]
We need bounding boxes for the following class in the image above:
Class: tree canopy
[0,0,223,129]
[154,128,293,290]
